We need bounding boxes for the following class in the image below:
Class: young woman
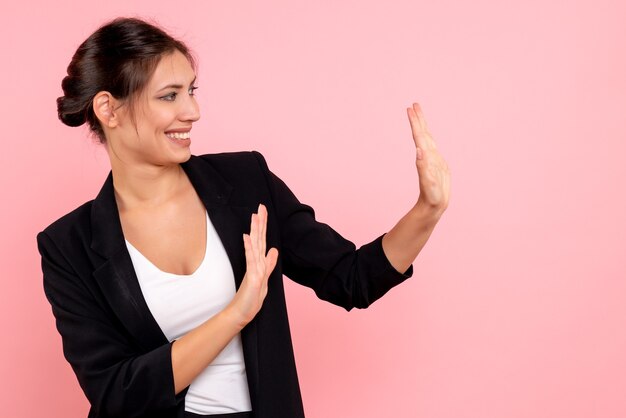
[37,16,450,418]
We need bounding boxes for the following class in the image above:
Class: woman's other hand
[227,203,279,327]
[407,102,451,217]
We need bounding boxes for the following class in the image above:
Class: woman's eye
[161,86,198,102]
[161,92,177,101]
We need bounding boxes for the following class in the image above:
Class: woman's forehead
[149,50,196,91]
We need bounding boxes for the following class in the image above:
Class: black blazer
[36,151,413,418]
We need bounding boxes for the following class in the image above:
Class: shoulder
[195,150,270,173]
[192,150,275,192]
[190,150,288,208]
[37,199,94,243]
[36,199,95,275]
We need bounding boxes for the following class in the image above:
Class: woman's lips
[165,131,190,139]
[165,132,191,146]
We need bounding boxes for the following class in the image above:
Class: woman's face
[106,49,200,166]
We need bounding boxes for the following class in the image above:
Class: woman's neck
[110,160,186,213]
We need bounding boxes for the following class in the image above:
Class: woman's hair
[57,17,197,144]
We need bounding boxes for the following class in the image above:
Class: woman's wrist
[220,304,250,332]
[412,198,446,227]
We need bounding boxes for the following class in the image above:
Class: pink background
[1,1,625,417]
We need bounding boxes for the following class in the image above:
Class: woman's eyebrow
[156,75,197,92]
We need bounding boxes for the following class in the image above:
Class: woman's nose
[180,94,201,122]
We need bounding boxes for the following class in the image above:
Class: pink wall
[2,1,625,417]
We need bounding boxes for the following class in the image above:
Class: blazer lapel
[89,155,260,393]
[90,168,169,350]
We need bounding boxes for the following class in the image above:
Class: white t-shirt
[125,209,252,414]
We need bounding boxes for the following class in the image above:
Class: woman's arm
[170,305,243,394]
[381,202,443,274]
[252,151,414,311]
[382,102,451,274]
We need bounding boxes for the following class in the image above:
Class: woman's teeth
[166,132,190,139]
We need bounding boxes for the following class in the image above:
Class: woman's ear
[92,91,122,128]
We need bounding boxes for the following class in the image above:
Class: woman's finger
[259,204,267,261]
[253,205,261,257]
[266,247,279,276]
[407,106,429,154]
[407,106,421,149]
[249,213,260,269]
[415,103,439,151]
[243,233,254,273]
[408,103,438,153]
[412,102,428,132]
[254,207,265,274]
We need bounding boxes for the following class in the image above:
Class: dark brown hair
[57,17,197,144]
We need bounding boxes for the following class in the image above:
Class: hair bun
[57,95,87,127]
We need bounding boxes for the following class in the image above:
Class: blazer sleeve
[36,231,189,418]
[251,151,413,311]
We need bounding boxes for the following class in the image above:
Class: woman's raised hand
[227,203,279,328]
[407,102,451,215]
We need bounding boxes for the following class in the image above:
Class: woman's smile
[165,130,191,146]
